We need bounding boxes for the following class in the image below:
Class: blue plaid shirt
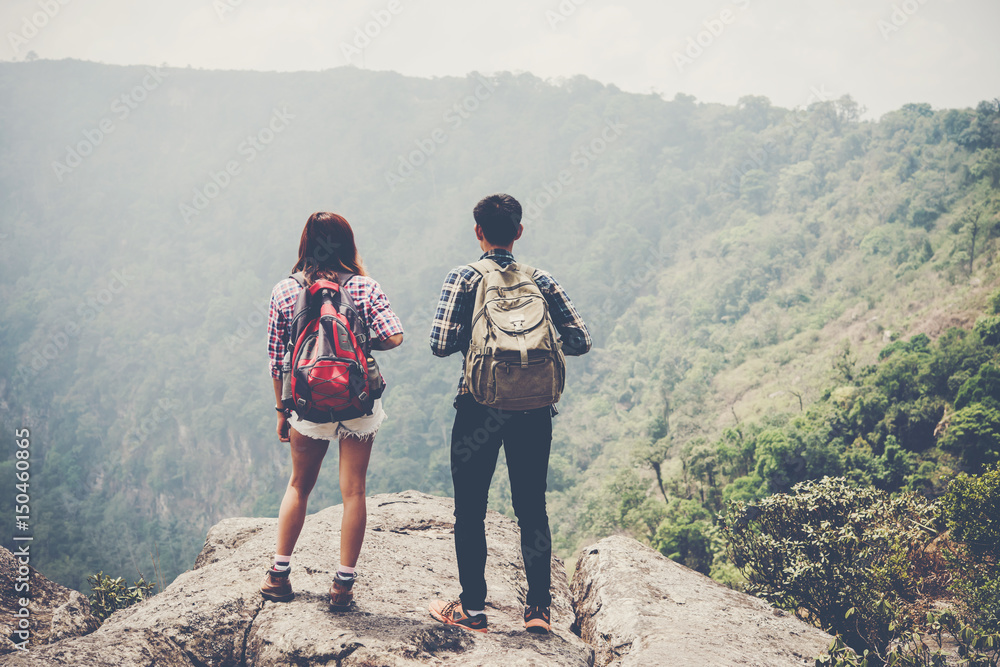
[429,249,591,396]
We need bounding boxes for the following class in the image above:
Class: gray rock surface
[2,494,842,666]
[3,490,592,666]
[571,535,836,667]
[0,546,100,654]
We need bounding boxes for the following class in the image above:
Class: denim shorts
[288,399,386,441]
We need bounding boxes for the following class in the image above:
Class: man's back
[429,248,591,398]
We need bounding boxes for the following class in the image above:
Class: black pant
[451,393,553,610]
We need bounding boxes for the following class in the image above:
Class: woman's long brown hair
[291,212,367,284]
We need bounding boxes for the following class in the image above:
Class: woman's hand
[277,413,291,442]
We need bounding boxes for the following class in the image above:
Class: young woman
[261,212,404,607]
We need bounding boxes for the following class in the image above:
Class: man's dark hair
[473,194,522,246]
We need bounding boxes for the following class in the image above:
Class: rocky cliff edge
[1,490,835,666]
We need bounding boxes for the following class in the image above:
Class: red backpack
[280,272,384,423]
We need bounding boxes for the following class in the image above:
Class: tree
[736,95,773,132]
[633,416,671,503]
[739,169,770,213]
[949,183,1000,275]
[940,403,1000,471]
[723,478,942,660]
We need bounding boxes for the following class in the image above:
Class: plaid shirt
[268,275,404,379]
[430,249,591,396]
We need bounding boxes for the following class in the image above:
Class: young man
[427,193,591,634]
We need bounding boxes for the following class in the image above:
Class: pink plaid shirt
[267,275,404,379]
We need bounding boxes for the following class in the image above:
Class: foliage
[723,477,943,656]
[87,572,156,622]
[944,465,1000,557]
[943,466,1000,632]
[940,405,1000,471]
[816,610,1000,666]
[2,60,1000,593]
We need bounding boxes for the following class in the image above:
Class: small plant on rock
[87,572,156,622]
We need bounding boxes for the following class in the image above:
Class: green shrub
[955,365,1000,410]
[975,316,1000,347]
[723,477,942,656]
[940,405,1000,472]
[87,572,156,622]
[943,466,1000,632]
[944,465,1000,556]
[815,610,1000,666]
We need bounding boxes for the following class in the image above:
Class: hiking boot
[428,599,488,633]
[329,573,355,609]
[524,605,551,634]
[260,567,293,602]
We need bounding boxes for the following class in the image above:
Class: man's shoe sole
[525,623,550,634]
[428,608,488,633]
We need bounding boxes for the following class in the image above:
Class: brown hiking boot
[260,567,293,602]
[329,573,355,609]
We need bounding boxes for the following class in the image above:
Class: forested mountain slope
[0,59,997,590]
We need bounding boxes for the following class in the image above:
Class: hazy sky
[3,0,997,117]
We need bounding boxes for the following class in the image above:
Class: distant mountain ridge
[0,59,997,591]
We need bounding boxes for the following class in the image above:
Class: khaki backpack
[464,259,566,411]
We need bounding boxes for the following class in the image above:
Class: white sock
[464,607,485,617]
[273,555,291,571]
[337,564,355,578]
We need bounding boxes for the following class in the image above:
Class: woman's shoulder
[271,276,302,300]
[345,274,381,292]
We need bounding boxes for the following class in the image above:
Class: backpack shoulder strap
[333,272,370,350]
[289,271,306,287]
[467,258,502,277]
[333,273,359,308]
[513,262,539,281]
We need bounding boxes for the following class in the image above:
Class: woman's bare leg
[275,429,330,557]
[338,434,374,568]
